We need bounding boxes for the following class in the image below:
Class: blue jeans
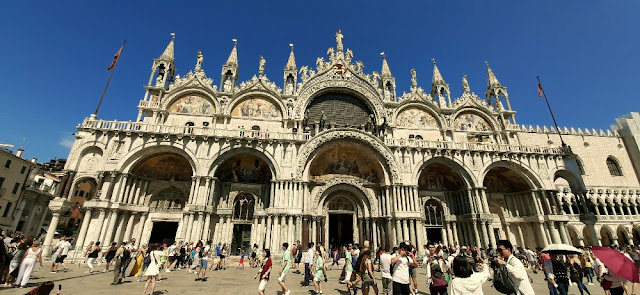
[576,281,591,295]
[556,281,569,295]
[304,263,311,285]
[120,258,131,279]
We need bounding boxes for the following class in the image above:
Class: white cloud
[59,137,74,149]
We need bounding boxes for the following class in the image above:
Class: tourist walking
[277,243,291,295]
[568,255,591,295]
[142,244,163,295]
[5,240,27,286]
[295,240,303,273]
[80,241,94,267]
[602,267,626,295]
[360,250,378,295]
[104,242,117,272]
[313,246,327,295]
[51,236,71,272]
[425,243,447,295]
[495,240,535,295]
[449,255,489,295]
[14,239,43,288]
[251,244,258,268]
[304,242,315,286]
[238,248,246,269]
[130,245,147,277]
[379,245,393,295]
[544,253,570,295]
[196,241,210,281]
[342,245,354,292]
[86,241,101,273]
[137,246,150,282]
[255,249,272,295]
[391,242,418,295]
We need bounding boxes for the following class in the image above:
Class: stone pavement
[0,261,608,295]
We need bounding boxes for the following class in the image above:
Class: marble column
[487,222,496,249]
[11,200,27,231]
[136,213,147,243]
[120,213,135,243]
[311,217,317,245]
[265,215,272,249]
[203,214,211,241]
[185,214,194,242]
[452,222,459,246]
[372,219,379,250]
[558,222,569,244]
[103,210,120,245]
[74,209,93,248]
[97,209,111,244]
[445,222,454,246]
[43,210,61,254]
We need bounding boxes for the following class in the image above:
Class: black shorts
[251,253,256,258]
[55,255,67,263]
[392,282,411,295]
[220,255,225,259]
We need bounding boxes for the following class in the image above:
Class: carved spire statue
[158,33,175,62]
[195,50,203,72]
[285,44,296,71]
[221,39,239,91]
[336,29,344,53]
[462,74,470,94]
[484,61,512,111]
[258,56,266,77]
[411,68,417,89]
[430,58,451,107]
[380,53,392,77]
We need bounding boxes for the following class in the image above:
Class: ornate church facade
[45,31,640,255]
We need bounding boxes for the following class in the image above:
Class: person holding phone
[391,242,419,295]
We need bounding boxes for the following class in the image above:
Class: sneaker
[195,278,201,281]
[165,269,171,273]
[103,269,107,273]
[50,271,57,273]
[202,278,208,282]
[588,282,594,285]
[285,291,291,295]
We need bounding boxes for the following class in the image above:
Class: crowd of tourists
[3,229,640,295]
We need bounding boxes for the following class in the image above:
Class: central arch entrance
[326,193,356,247]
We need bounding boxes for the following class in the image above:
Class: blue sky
[0,1,638,161]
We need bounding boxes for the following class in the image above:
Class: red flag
[537,83,544,97]
[107,45,123,71]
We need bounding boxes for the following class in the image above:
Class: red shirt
[540,253,551,270]
[260,258,272,280]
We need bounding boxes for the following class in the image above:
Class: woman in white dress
[15,239,43,288]
[143,244,163,295]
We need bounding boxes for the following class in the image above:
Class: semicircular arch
[413,156,475,189]
[207,146,280,180]
[392,102,443,129]
[162,88,220,115]
[224,90,287,120]
[479,160,543,191]
[311,178,378,217]
[451,107,499,132]
[117,143,198,176]
[296,129,400,184]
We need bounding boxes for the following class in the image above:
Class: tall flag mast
[93,40,127,118]
[537,76,567,148]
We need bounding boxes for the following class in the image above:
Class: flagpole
[93,40,127,118]
[536,76,567,148]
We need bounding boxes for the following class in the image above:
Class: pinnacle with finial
[431,58,445,85]
[225,39,238,66]
[381,52,392,77]
[485,61,502,88]
[285,43,296,70]
[158,33,175,61]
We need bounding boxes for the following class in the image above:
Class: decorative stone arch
[295,129,400,184]
[67,175,98,201]
[146,184,189,210]
[117,144,198,176]
[412,156,476,188]
[422,197,445,226]
[599,224,616,246]
[617,225,632,246]
[392,102,444,129]
[479,160,544,191]
[161,88,220,115]
[70,142,106,171]
[451,107,500,132]
[553,169,586,191]
[606,156,624,176]
[310,177,378,218]
[206,146,280,179]
[293,71,386,124]
[232,192,257,221]
[223,89,287,120]
[566,224,583,246]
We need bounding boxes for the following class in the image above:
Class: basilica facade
[45,31,640,255]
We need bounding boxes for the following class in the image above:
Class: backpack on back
[430,261,448,291]
[493,265,517,294]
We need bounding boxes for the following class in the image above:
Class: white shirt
[505,255,535,295]
[60,241,71,256]
[304,248,315,264]
[201,246,210,260]
[380,253,392,279]
[392,256,414,284]
[54,241,64,254]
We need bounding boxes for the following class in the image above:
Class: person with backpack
[495,240,534,295]
[425,243,448,295]
[359,250,378,295]
[568,255,591,295]
[450,255,489,295]
[391,242,419,295]
[379,245,394,295]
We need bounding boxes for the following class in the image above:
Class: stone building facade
[46,32,640,255]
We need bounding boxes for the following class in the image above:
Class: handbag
[601,278,612,290]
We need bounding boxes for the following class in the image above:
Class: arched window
[424,199,444,226]
[233,194,255,220]
[415,135,423,140]
[607,157,623,176]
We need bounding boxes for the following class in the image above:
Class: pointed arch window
[424,199,444,226]
[606,157,623,176]
[233,194,255,220]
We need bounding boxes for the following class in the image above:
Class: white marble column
[487,222,497,249]
[402,219,409,241]
[136,213,147,243]
[202,214,211,241]
[122,213,136,242]
[75,209,93,248]
[103,210,119,245]
[119,175,131,203]
[185,214,194,242]
[112,213,126,245]
[11,200,27,231]
[372,219,379,250]
[288,216,294,244]
[265,215,272,249]
[188,177,197,204]
[311,217,317,245]
[43,210,61,255]
[452,222,459,246]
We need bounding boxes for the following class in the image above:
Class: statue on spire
[258,56,266,77]
[195,50,203,72]
[336,29,344,52]
[462,74,470,94]
[411,68,417,89]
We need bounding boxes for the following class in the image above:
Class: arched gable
[206,146,280,180]
[451,108,498,132]
[412,156,476,189]
[162,88,220,115]
[310,178,378,217]
[117,143,198,176]
[295,129,401,184]
[226,92,285,120]
[392,102,443,129]
[479,160,544,190]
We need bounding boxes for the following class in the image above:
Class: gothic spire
[225,39,238,67]
[381,52,392,77]
[431,58,446,86]
[485,61,502,88]
[158,33,175,62]
[285,44,296,71]
[430,58,450,108]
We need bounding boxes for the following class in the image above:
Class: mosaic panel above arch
[454,112,491,131]
[168,95,214,115]
[396,108,438,128]
[231,97,281,119]
[309,140,384,183]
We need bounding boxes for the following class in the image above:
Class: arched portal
[304,92,375,132]
[617,226,630,246]
[583,226,596,247]
[132,152,194,245]
[308,140,385,184]
[325,192,358,247]
[600,226,614,247]
[418,162,466,246]
[484,166,541,248]
[567,226,581,247]
[60,178,97,236]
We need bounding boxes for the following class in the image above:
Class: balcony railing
[80,118,570,155]
[138,100,160,108]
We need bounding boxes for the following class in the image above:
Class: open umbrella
[541,244,583,255]
[592,246,639,283]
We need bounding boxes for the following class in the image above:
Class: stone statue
[195,50,203,71]
[462,74,470,94]
[285,82,294,95]
[319,111,326,129]
[258,56,266,77]
[345,49,353,62]
[336,29,344,52]
[224,78,233,92]
[411,68,417,89]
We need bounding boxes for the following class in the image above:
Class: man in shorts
[277,243,291,295]
[342,245,355,293]
[53,236,71,272]
[379,245,394,295]
[255,249,272,295]
[196,241,210,281]
[50,237,65,273]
